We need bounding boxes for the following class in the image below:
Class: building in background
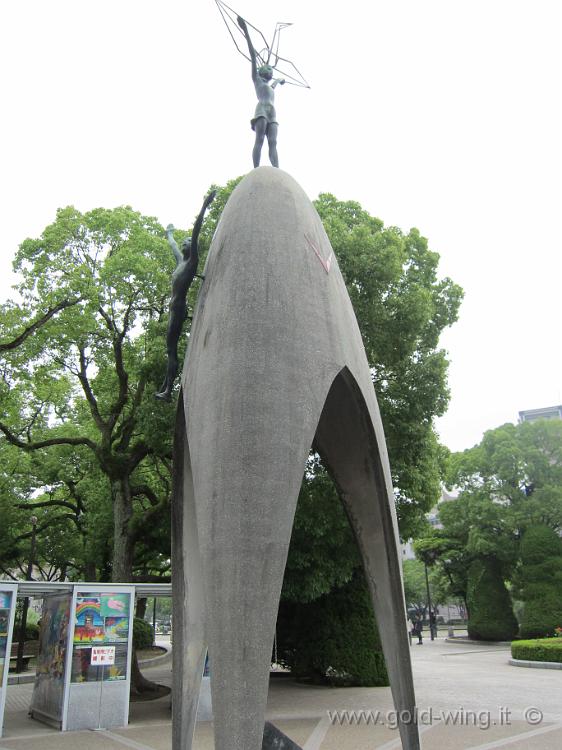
[518,404,562,423]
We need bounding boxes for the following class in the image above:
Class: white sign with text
[91,646,116,666]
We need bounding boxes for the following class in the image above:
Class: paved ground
[1,637,561,749]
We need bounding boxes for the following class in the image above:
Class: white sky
[1,0,560,452]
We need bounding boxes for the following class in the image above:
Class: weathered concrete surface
[172,167,419,750]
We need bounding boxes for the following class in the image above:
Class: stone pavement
[2,637,561,749]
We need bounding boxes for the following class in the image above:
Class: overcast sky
[1,0,560,452]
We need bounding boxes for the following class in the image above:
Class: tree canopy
[0,205,190,581]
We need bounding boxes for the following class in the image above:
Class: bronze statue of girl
[238,16,285,168]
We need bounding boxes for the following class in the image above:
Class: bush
[12,622,40,641]
[133,617,154,650]
[277,571,388,687]
[511,639,562,664]
[519,526,562,639]
[466,558,518,641]
[24,622,40,640]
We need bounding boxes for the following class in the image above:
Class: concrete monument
[172,167,420,750]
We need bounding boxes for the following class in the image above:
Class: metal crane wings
[215,0,310,88]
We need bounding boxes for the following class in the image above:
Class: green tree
[416,419,562,638]
[0,205,189,582]
[416,491,518,611]
[448,420,562,533]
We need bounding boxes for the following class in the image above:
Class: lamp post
[424,561,435,641]
[16,515,37,673]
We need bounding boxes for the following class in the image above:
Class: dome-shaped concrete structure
[172,167,420,750]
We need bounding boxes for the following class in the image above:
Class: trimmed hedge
[511,639,562,664]
[519,525,562,639]
[467,558,518,641]
[133,617,154,650]
[277,571,389,687]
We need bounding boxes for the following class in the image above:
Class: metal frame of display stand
[0,583,18,738]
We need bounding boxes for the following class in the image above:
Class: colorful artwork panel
[0,610,9,636]
[31,593,71,723]
[74,596,105,643]
[105,643,128,681]
[71,646,95,683]
[0,592,12,609]
[71,643,128,682]
[74,624,105,644]
[35,595,70,680]
[0,635,7,659]
[104,617,129,643]
[100,593,130,619]
[75,597,103,625]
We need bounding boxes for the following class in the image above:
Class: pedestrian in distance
[412,617,423,645]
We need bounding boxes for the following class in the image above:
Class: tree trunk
[130,648,160,695]
[110,479,160,694]
[111,478,134,582]
[136,597,148,619]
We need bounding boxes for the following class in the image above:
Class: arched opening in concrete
[276,365,418,748]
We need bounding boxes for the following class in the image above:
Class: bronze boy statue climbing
[155,190,216,401]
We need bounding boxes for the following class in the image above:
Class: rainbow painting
[75,598,101,620]
[74,597,104,643]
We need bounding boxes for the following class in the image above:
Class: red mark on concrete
[305,233,333,274]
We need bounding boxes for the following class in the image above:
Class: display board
[29,585,134,732]
[63,586,134,731]
[0,584,18,738]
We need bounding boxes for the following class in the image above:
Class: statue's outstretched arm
[237,16,257,83]
[272,78,285,89]
[190,190,216,258]
[166,224,182,265]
